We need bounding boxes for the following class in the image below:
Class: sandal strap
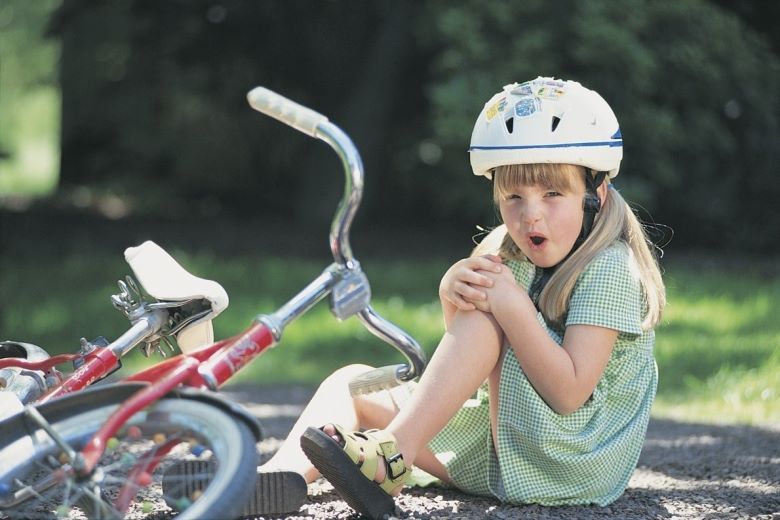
[325,424,410,496]
[331,424,381,483]
[364,429,409,494]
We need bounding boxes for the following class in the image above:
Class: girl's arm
[481,266,617,415]
[439,226,508,328]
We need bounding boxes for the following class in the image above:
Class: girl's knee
[451,311,505,364]
[321,363,373,389]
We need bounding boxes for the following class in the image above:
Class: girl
[260,77,666,519]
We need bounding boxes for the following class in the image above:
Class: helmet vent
[551,116,562,132]
[505,117,514,134]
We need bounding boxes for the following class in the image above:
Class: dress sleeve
[505,258,536,292]
[565,243,644,337]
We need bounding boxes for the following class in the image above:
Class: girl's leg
[273,308,504,492]
[487,344,508,453]
[354,379,453,484]
[262,363,452,483]
[321,309,504,490]
[387,309,503,465]
[262,364,370,482]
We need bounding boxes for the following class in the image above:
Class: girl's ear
[597,181,609,209]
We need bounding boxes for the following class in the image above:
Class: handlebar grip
[247,87,328,137]
[348,364,408,397]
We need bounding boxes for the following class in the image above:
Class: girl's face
[498,170,587,268]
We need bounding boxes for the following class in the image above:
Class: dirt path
[223,385,780,520]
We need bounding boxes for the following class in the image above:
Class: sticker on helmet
[511,82,534,96]
[536,85,565,99]
[514,97,540,118]
[542,79,567,88]
[485,97,508,121]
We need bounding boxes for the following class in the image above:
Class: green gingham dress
[420,242,658,506]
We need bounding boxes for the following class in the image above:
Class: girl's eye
[508,194,521,200]
[545,191,561,197]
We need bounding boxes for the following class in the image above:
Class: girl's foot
[320,424,406,496]
[300,424,410,520]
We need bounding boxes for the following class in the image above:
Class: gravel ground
[223,385,780,520]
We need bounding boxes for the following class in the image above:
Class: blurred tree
[50,0,429,227]
[712,0,780,54]
[418,0,780,251]
[47,0,780,251]
[0,0,61,195]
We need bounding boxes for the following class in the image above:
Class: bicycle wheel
[0,384,258,519]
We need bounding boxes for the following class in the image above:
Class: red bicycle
[0,87,426,519]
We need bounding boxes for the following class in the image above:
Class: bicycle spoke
[115,435,183,513]
[80,485,122,520]
[6,478,56,518]
[23,406,79,465]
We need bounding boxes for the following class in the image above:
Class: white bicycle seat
[124,241,229,353]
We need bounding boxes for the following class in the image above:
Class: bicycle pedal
[162,459,215,508]
[162,461,306,517]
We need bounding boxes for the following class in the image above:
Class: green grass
[1,248,777,427]
[652,268,779,426]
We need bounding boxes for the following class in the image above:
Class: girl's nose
[522,201,542,224]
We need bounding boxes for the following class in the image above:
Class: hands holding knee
[439,254,514,313]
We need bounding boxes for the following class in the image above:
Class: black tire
[0,384,257,519]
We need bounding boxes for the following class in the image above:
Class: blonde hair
[481,163,665,330]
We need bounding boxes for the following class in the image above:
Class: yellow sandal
[300,424,410,519]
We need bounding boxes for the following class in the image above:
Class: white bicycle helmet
[469,77,623,179]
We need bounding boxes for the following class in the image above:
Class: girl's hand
[439,255,503,311]
[477,264,521,313]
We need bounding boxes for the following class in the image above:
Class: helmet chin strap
[573,170,607,251]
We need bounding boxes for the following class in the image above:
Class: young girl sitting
[260,76,666,519]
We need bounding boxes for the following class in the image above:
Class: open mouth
[529,235,546,246]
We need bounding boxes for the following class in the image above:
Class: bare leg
[270,308,504,495]
[487,344,508,453]
[262,364,370,482]
[353,379,453,484]
[387,309,503,465]
[262,362,452,484]
[321,309,504,492]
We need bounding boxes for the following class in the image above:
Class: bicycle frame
[0,87,427,498]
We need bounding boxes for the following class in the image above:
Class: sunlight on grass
[1,249,777,427]
[652,357,778,425]
[652,268,779,426]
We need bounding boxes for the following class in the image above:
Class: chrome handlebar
[247,87,427,391]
